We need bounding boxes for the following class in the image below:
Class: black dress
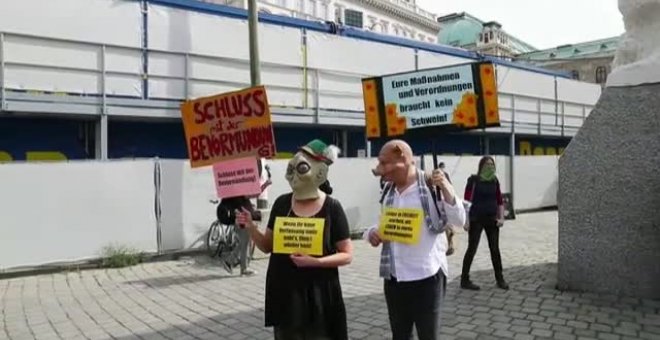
[264,193,350,340]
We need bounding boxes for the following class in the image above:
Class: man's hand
[431,169,450,188]
[368,229,382,247]
[431,169,456,205]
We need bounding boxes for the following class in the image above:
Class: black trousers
[384,270,446,340]
[461,216,503,281]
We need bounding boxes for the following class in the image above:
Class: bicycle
[206,200,257,266]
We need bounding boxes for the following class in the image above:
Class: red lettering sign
[181,86,276,168]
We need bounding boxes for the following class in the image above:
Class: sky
[417,0,625,49]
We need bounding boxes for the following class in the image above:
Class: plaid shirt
[379,169,447,279]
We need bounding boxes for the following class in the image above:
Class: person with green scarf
[460,156,508,290]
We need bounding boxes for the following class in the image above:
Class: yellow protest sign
[273,217,325,256]
[379,208,423,245]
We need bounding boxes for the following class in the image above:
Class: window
[571,70,580,80]
[344,9,363,28]
[595,66,608,84]
[479,33,483,42]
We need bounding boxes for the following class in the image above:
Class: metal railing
[0,30,594,136]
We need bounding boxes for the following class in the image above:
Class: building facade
[0,0,602,164]
[515,37,620,87]
[204,0,440,42]
[437,12,536,59]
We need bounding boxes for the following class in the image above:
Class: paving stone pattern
[2,212,659,339]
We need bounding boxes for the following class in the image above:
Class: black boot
[461,276,480,290]
[496,274,509,290]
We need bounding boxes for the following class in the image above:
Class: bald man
[365,140,466,340]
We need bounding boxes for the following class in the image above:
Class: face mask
[480,165,496,181]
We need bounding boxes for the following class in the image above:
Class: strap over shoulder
[379,181,393,205]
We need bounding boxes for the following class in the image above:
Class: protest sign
[181,86,276,168]
[362,61,500,139]
[378,208,423,245]
[212,157,261,199]
[273,217,325,256]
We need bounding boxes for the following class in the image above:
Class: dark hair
[477,156,496,173]
[319,180,333,195]
[439,162,445,168]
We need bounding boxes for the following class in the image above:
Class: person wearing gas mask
[236,139,353,340]
[364,139,465,340]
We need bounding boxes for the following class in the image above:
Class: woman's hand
[260,179,272,193]
[290,253,320,268]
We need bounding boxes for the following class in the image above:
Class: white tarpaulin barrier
[0,156,560,271]
[0,160,158,270]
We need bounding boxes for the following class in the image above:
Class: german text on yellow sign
[273,217,325,256]
[379,208,423,245]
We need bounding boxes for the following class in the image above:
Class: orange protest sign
[180,86,276,168]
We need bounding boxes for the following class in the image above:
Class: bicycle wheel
[206,220,222,257]
[217,224,241,267]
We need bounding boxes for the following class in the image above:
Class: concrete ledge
[0,249,207,280]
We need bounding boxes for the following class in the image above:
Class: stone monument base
[558,83,660,299]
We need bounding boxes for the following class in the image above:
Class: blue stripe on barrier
[339,27,478,60]
[147,0,331,32]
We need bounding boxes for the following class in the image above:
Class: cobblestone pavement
[2,211,660,340]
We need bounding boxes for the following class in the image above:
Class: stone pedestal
[558,84,660,298]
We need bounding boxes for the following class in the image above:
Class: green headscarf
[480,165,496,182]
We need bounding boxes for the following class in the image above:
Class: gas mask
[286,140,339,200]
